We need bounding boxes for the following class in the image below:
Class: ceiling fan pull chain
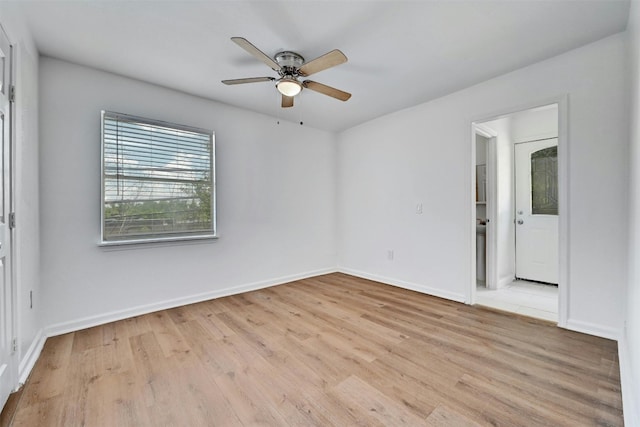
[276,90,282,125]
[298,94,304,126]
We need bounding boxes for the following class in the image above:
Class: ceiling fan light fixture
[276,78,302,97]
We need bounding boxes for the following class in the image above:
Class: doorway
[471,103,564,323]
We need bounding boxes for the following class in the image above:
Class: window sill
[99,234,218,248]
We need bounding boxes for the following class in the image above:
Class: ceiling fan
[222,37,351,108]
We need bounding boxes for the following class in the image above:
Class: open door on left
[0,23,16,411]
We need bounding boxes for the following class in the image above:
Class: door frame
[9,31,17,391]
[474,126,497,291]
[468,95,569,328]
[0,20,17,407]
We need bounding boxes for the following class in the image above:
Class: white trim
[564,319,619,341]
[469,125,477,304]
[17,329,45,386]
[45,268,336,338]
[619,336,640,427]
[475,123,498,138]
[338,267,466,303]
[7,34,19,398]
[513,131,558,144]
[556,95,569,329]
[486,137,498,291]
[98,234,218,247]
[497,275,514,289]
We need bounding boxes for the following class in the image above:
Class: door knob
[517,219,524,225]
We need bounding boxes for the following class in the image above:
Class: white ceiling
[8,0,630,132]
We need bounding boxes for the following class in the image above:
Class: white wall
[338,33,628,338]
[511,104,558,143]
[623,1,640,425]
[0,8,41,381]
[39,57,337,332]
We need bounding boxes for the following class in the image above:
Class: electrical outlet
[387,250,394,260]
[416,203,423,214]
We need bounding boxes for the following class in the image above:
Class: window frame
[100,110,217,246]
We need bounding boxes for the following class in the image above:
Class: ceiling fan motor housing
[275,51,305,76]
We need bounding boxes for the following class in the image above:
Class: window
[101,111,216,244]
[530,146,558,215]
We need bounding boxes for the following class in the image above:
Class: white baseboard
[338,267,466,303]
[18,328,46,386]
[564,318,620,341]
[45,267,337,338]
[618,336,640,427]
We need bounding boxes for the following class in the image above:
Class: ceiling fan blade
[222,77,275,85]
[302,80,351,101]
[282,95,294,108]
[231,37,282,71]
[299,49,347,77]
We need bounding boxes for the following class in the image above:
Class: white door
[0,25,15,410]
[515,138,559,284]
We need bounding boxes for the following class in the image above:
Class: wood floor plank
[122,315,152,338]
[256,288,387,361]
[458,372,605,426]
[82,372,152,427]
[19,334,74,405]
[425,405,481,427]
[165,349,243,425]
[396,331,619,420]
[188,301,237,340]
[6,273,624,426]
[305,387,383,427]
[10,395,63,427]
[173,319,235,377]
[352,349,493,423]
[363,308,613,397]
[333,375,428,426]
[58,347,100,426]
[268,285,408,347]
[220,338,333,426]
[0,387,23,427]
[99,321,135,374]
[145,310,192,357]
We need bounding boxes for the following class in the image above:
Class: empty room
[0,0,639,425]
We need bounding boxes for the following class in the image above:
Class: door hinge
[9,212,15,229]
[11,338,17,354]
[9,85,15,103]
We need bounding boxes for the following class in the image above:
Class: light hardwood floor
[3,273,623,426]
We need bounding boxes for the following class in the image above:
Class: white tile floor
[475,279,558,322]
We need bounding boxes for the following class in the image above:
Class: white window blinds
[101,111,215,244]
